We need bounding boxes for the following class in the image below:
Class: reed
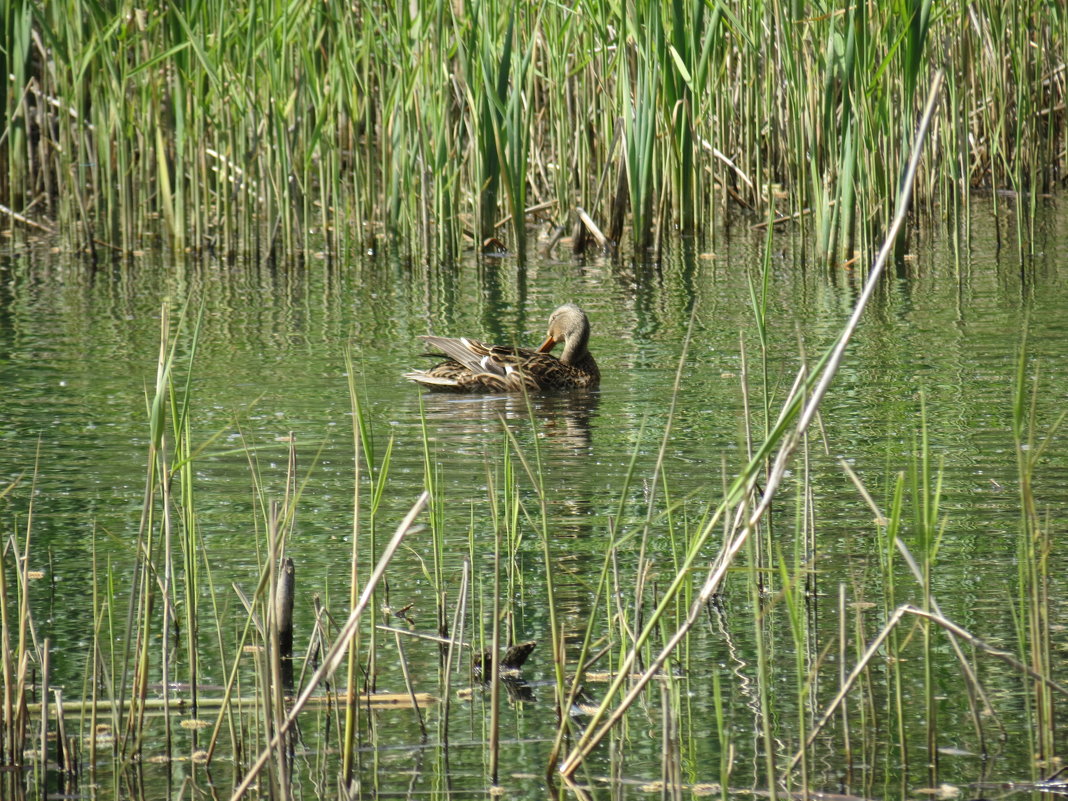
[342,350,396,782]
[1011,340,1063,768]
[3,1,1067,258]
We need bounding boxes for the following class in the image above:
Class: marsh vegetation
[2,3,1068,801]
[3,0,1068,260]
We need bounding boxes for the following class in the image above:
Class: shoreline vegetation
[2,1,1066,261]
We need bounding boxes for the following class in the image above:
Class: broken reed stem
[39,638,49,792]
[276,558,295,690]
[575,207,609,250]
[392,631,426,738]
[1,532,16,766]
[266,502,289,801]
[53,689,69,781]
[788,602,1068,770]
[839,458,996,731]
[25,692,432,717]
[440,560,469,745]
[159,434,174,761]
[22,444,42,766]
[488,515,502,786]
[343,347,362,786]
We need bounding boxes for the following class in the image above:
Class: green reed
[342,349,397,782]
[880,470,909,765]
[1011,340,1063,768]
[500,406,567,717]
[4,1,1067,258]
[777,552,807,796]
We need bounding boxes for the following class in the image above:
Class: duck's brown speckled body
[405,304,599,392]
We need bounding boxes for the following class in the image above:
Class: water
[2,204,1068,798]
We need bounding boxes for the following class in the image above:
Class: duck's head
[537,304,592,364]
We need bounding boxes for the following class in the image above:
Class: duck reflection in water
[415,390,599,455]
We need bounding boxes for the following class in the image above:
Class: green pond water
[2,202,1068,799]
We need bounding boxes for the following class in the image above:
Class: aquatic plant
[2,0,1067,259]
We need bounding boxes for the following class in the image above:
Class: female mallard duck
[405,304,599,392]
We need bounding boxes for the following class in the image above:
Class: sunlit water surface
[2,202,1068,799]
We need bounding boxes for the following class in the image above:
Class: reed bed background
[2,0,1066,261]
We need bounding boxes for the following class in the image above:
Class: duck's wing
[404,360,513,392]
[420,336,505,376]
[421,336,544,376]
[404,371,454,388]
[509,351,599,390]
[404,369,499,390]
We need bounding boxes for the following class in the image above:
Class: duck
[405,304,600,392]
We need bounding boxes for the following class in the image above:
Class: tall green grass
[1011,342,1064,769]
[3,1,1067,259]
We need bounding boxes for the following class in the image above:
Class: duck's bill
[537,335,557,353]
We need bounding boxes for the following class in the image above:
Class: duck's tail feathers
[403,370,461,388]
